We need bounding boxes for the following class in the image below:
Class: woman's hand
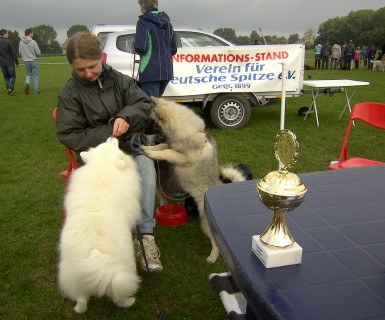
[112,118,130,137]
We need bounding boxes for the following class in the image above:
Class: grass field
[0,54,384,320]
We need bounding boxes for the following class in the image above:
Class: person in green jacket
[56,32,163,272]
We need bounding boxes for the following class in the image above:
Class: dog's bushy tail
[220,163,253,183]
[75,249,140,298]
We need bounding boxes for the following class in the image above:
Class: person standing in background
[340,42,347,69]
[344,40,355,71]
[19,28,41,94]
[314,42,322,70]
[321,41,331,70]
[135,0,177,98]
[360,46,367,69]
[367,44,376,70]
[353,47,360,69]
[330,41,341,70]
[0,29,19,96]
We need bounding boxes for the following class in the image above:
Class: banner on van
[164,44,305,97]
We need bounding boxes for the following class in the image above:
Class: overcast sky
[2,0,383,43]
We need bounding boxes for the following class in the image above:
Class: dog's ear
[107,136,119,146]
[115,159,126,170]
[80,151,89,162]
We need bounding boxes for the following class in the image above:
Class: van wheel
[209,94,251,129]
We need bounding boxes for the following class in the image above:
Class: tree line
[214,7,385,49]
[4,7,385,55]
[6,24,89,55]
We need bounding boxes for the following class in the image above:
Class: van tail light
[102,53,107,63]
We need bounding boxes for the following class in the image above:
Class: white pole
[280,62,287,131]
[279,62,287,171]
[258,27,267,45]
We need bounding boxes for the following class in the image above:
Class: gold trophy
[252,129,307,268]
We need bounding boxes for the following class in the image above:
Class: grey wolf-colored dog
[141,97,248,264]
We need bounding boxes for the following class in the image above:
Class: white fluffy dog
[372,60,382,71]
[58,137,141,314]
[372,56,385,71]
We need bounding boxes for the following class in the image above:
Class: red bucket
[155,204,188,227]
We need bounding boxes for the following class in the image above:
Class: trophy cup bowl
[257,169,307,248]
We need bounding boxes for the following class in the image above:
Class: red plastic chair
[329,102,385,170]
[52,108,78,179]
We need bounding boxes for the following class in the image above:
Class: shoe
[8,90,14,96]
[135,234,163,272]
[7,89,12,95]
[24,84,29,95]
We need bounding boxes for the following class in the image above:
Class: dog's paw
[140,146,151,156]
[142,149,154,158]
[206,255,218,264]
[206,248,220,264]
[74,302,87,314]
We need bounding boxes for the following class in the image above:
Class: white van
[92,25,305,129]
[91,24,136,46]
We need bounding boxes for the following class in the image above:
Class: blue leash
[129,131,149,153]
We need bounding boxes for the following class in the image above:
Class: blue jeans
[141,80,170,97]
[134,154,156,234]
[321,56,329,70]
[344,55,352,70]
[1,65,16,91]
[24,61,39,93]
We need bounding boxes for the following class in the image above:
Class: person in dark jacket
[0,29,19,95]
[56,32,163,272]
[135,0,177,97]
[321,41,331,70]
[367,44,377,70]
[344,40,355,71]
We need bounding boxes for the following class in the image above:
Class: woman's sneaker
[135,234,163,272]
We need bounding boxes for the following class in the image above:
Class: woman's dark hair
[66,32,102,64]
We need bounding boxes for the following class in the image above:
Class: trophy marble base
[252,235,302,268]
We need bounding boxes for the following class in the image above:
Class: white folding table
[302,79,370,127]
